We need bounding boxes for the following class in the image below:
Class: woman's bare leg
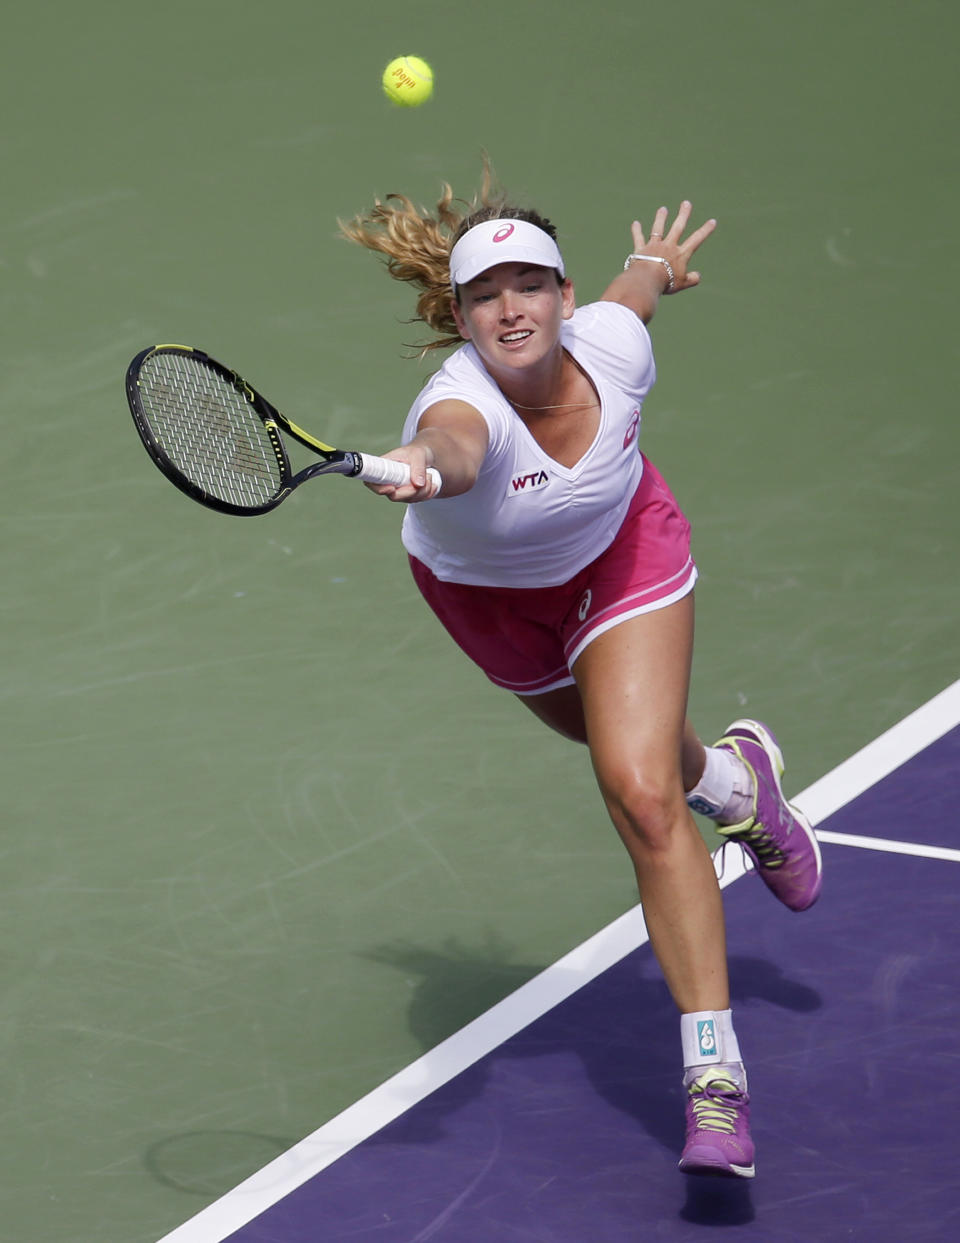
[517,686,709,793]
[568,593,729,1014]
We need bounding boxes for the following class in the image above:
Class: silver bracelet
[623,253,676,292]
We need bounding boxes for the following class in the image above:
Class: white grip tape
[357,454,442,497]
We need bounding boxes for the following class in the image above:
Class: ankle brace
[681,1009,743,1072]
[687,745,755,824]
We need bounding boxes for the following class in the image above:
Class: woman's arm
[367,398,490,502]
[600,201,717,323]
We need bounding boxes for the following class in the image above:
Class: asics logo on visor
[493,224,515,242]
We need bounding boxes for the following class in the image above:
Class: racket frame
[125,344,415,516]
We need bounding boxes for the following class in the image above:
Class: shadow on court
[145,1131,295,1200]
[681,1176,756,1227]
[137,922,822,1224]
[363,934,822,1166]
[216,933,829,1240]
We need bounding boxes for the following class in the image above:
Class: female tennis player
[340,175,822,1179]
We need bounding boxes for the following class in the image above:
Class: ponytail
[338,162,558,355]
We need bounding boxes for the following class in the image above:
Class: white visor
[449,218,565,287]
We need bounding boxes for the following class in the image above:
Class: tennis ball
[382,56,434,108]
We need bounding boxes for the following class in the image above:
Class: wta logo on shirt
[509,468,550,496]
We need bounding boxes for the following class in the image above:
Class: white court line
[157,678,960,1243]
[790,678,960,825]
[815,830,960,863]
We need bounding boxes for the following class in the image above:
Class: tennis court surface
[158,683,960,1243]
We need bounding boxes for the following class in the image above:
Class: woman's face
[451,263,575,378]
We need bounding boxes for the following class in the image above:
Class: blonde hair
[338,162,558,355]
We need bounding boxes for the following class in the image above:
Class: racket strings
[139,353,284,506]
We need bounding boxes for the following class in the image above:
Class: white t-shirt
[401,300,656,587]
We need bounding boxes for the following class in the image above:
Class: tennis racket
[125,344,441,517]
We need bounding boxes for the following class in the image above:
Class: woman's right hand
[368,400,489,502]
[364,443,441,502]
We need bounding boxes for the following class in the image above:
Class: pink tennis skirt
[409,457,697,695]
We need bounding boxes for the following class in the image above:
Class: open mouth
[499,330,532,345]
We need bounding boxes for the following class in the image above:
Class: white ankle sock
[686,746,754,824]
[681,1009,744,1085]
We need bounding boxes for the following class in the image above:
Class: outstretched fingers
[674,212,717,291]
[645,202,717,293]
[665,200,693,242]
[649,204,670,243]
[630,205,671,251]
[681,213,718,258]
[632,203,716,255]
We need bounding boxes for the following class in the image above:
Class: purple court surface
[161,687,960,1243]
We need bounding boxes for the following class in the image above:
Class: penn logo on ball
[382,56,434,108]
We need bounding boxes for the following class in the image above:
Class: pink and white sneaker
[679,1067,755,1179]
[714,719,823,912]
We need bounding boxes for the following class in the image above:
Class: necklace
[507,352,599,411]
[514,400,596,410]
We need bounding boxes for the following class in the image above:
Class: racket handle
[355,454,442,497]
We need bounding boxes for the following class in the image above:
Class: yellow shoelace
[688,1075,744,1134]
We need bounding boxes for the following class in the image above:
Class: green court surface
[1,2,957,1239]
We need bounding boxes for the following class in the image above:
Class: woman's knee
[598,764,688,852]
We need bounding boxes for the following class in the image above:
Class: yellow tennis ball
[382,56,434,108]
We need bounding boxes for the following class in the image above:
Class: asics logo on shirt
[623,408,640,449]
[509,469,550,496]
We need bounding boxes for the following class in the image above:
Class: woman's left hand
[630,201,717,294]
